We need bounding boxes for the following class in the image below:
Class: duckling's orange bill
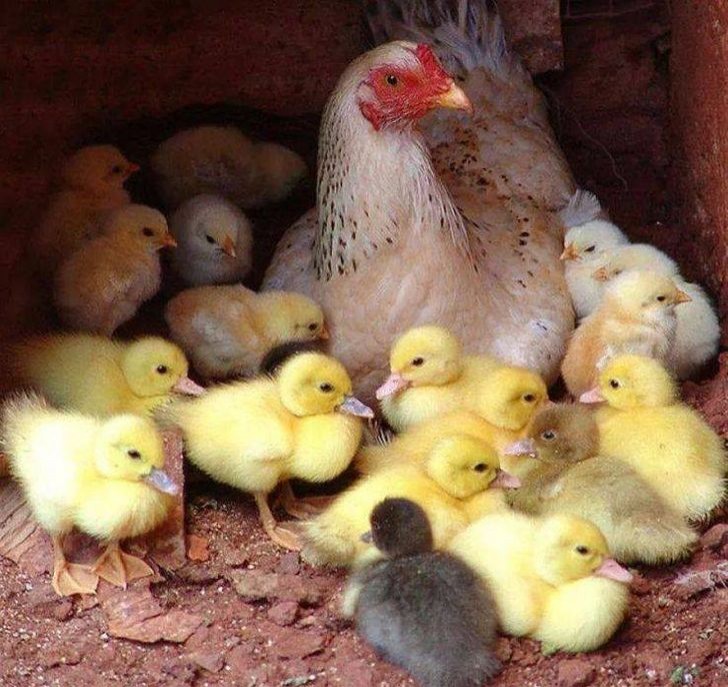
[144,467,179,495]
[339,395,375,418]
[376,372,411,399]
[491,469,521,489]
[502,438,537,458]
[173,376,206,396]
[594,558,633,584]
[579,388,604,404]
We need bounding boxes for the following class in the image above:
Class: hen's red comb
[415,44,451,84]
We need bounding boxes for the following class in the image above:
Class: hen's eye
[142,227,154,237]
[656,295,666,302]
[585,245,596,253]
[319,382,334,393]
[411,357,425,367]
[308,323,318,332]
[127,449,141,460]
[473,463,487,473]
[576,545,589,555]
[385,74,399,86]
[609,379,620,389]
[111,165,123,174]
[523,393,536,403]
[205,234,216,244]
[541,430,556,441]
[156,365,168,374]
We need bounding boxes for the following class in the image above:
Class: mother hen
[264,0,576,401]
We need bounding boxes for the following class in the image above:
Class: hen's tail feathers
[366,0,527,83]
[558,189,608,229]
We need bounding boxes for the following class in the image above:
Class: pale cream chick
[593,247,719,379]
[151,125,307,210]
[561,271,691,397]
[560,219,630,320]
[54,204,176,335]
[1,394,177,596]
[160,353,372,549]
[303,434,518,567]
[449,512,631,653]
[7,334,204,417]
[34,145,139,272]
[582,355,726,521]
[165,284,327,380]
[376,325,504,431]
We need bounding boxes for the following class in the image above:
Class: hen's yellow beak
[434,82,473,115]
[222,235,237,258]
[560,243,579,261]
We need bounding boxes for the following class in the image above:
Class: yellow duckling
[6,334,204,416]
[450,512,632,653]
[581,354,726,521]
[160,352,372,549]
[1,393,178,596]
[303,434,519,568]
[375,326,503,431]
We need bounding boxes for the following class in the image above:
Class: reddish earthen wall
[670,0,728,338]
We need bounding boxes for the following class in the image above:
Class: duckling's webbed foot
[277,482,333,519]
[92,541,154,588]
[51,534,98,596]
[254,491,304,550]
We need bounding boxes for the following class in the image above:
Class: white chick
[169,194,254,286]
[560,220,630,319]
[593,246,720,379]
[54,204,176,335]
[150,125,307,210]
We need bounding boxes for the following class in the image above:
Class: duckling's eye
[156,365,168,375]
[575,545,589,555]
[523,393,536,403]
[541,430,556,441]
[385,74,399,87]
[473,463,487,473]
[111,165,123,175]
[411,357,425,367]
[308,323,318,332]
[127,449,142,460]
[319,382,334,393]
[585,245,596,253]
[205,234,216,244]
[142,227,154,237]
[609,379,620,389]
[656,295,666,302]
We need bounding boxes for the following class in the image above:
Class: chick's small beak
[161,233,177,249]
[360,531,373,544]
[675,289,692,304]
[560,243,579,261]
[502,437,537,458]
[127,162,140,174]
[222,235,237,258]
[592,266,610,282]
[595,557,633,584]
[434,81,473,115]
[173,376,206,396]
[144,467,179,496]
[319,324,330,341]
[491,469,521,489]
[579,387,605,404]
[339,395,375,418]
[375,373,411,400]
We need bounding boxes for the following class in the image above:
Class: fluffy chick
[168,194,254,286]
[1,393,177,595]
[160,353,371,549]
[560,219,630,319]
[343,498,501,687]
[505,404,697,565]
[593,247,719,379]
[582,354,726,521]
[6,333,204,417]
[376,325,503,432]
[34,145,139,272]
[561,270,691,397]
[151,125,307,210]
[303,434,518,567]
[450,512,632,653]
[164,284,327,380]
[54,204,176,334]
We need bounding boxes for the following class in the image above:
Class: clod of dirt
[182,650,224,673]
[227,569,324,605]
[271,627,327,659]
[700,524,728,550]
[268,600,300,626]
[557,658,596,687]
[185,534,210,562]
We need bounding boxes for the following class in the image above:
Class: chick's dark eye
[127,449,141,460]
[319,382,334,393]
[585,245,596,253]
[308,323,318,332]
[411,357,425,367]
[609,379,620,389]
[142,227,154,237]
[473,463,487,473]
[576,545,589,555]
[541,430,556,441]
[385,74,399,86]
[111,165,123,174]
[523,393,536,403]
[205,234,215,244]
[656,295,666,302]
[156,365,168,374]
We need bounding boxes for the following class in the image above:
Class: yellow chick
[160,353,372,549]
[303,434,519,567]
[504,404,697,565]
[375,325,503,431]
[6,333,204,417]
[34,145,139,272]
[165,284,327,380]
[581,354,726,521]
[1,393,177,596]
[592,248,720,380]
[561,270,692,397]
[54,204,177,335]
[450,512,632,653]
